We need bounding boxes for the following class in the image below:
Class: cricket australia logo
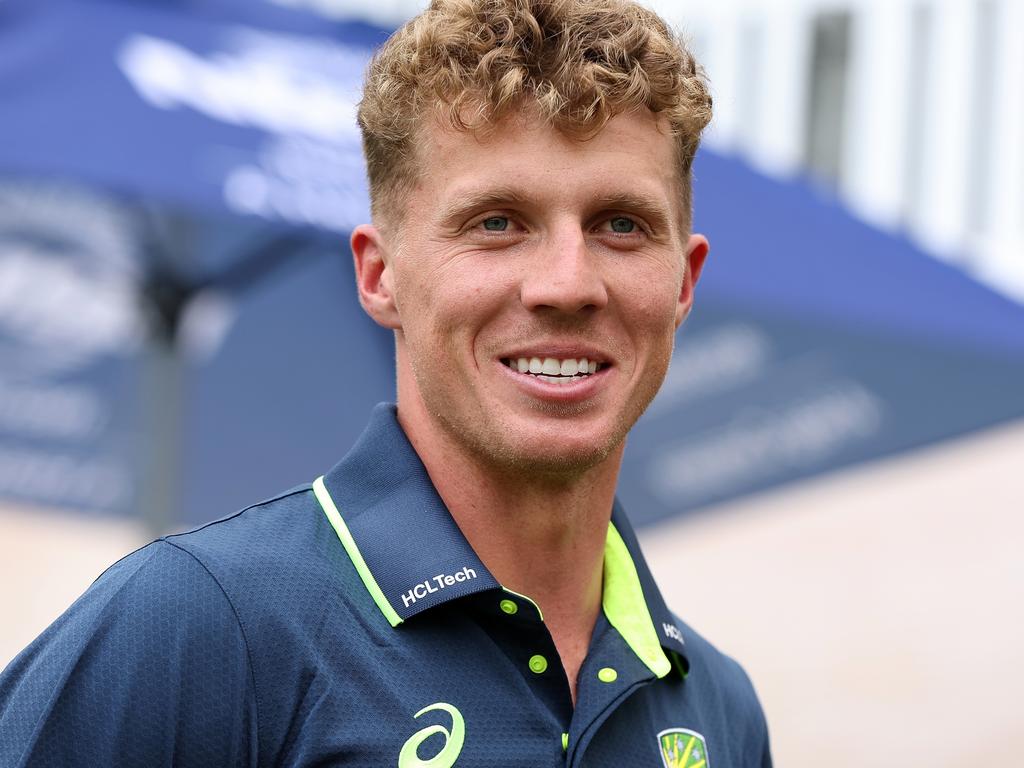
[658,728,709,768]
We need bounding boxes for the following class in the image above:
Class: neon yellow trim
[602,522,672,678]
[313,476,402,628]
[561,733,569,752]
[501,587,543,620]
[672,652,689,678]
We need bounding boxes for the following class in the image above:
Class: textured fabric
[0,404,771,767]
[0,542,258,767]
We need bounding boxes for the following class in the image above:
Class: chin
[472,423,626,480]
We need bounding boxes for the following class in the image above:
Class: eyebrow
[593,193,675,230]
[437,187,534,225]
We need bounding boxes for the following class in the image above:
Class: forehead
[409,109,683,218]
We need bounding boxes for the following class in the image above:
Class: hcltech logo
[400,567,478,609]
[399,702,465,768]
[658,728,709,768]
[662,623,685,644]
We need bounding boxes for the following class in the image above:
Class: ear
[675,233,709,328]
[351,224,402,330]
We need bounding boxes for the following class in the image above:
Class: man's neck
[397,406,621,702]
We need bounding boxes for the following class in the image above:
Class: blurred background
[0,0,1021,765]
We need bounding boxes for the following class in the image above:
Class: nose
[520,226,608,314]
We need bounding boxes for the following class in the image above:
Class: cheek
[615,267,683,328]
[394,273,491,367]
[393,262,453,335]
[398,248,508,309]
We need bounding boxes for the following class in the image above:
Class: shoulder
[0,484,347,767]
[676,615,760,700]
[161,482,316,566]
[14,536,253,658]
[54,483,330,646]
[1,537,256,688]
[673,615,772,759]
[0,539,258,768]
[156,483,357,633]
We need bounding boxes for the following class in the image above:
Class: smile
[500,356,606,385]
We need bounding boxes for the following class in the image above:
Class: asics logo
[398,702,465,768]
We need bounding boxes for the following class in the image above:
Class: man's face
[357,109,707,477]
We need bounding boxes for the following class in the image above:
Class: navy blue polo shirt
[0,404,771,767]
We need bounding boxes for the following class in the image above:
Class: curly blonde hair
[358,0,712,227]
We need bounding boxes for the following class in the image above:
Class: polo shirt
[0,404,771,767]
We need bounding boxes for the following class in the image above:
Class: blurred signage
[117,28,371,231]
[0,0,378,231]
[0,180,141,514]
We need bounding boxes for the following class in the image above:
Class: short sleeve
[0,541,258,768]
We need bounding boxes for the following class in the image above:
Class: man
[0,0,772,765]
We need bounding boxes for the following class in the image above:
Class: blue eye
[609,217,636,233]
[482,217,509,231]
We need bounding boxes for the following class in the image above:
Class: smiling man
[0,1,771,766]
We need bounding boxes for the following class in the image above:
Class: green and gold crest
[657,728,709,768]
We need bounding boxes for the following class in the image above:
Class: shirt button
[528,654,548,674]
[499,599,518,615]
[597,667,618,683]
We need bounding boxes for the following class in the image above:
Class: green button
[528,654,548,674]
[597,667,618,683]
[499,599,518,615]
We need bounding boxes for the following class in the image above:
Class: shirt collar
[314,403,688,676]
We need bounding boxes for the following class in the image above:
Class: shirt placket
[470,589,576,761]
[566,612,660,766]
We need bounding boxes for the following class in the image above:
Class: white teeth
[507,356,604,380]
